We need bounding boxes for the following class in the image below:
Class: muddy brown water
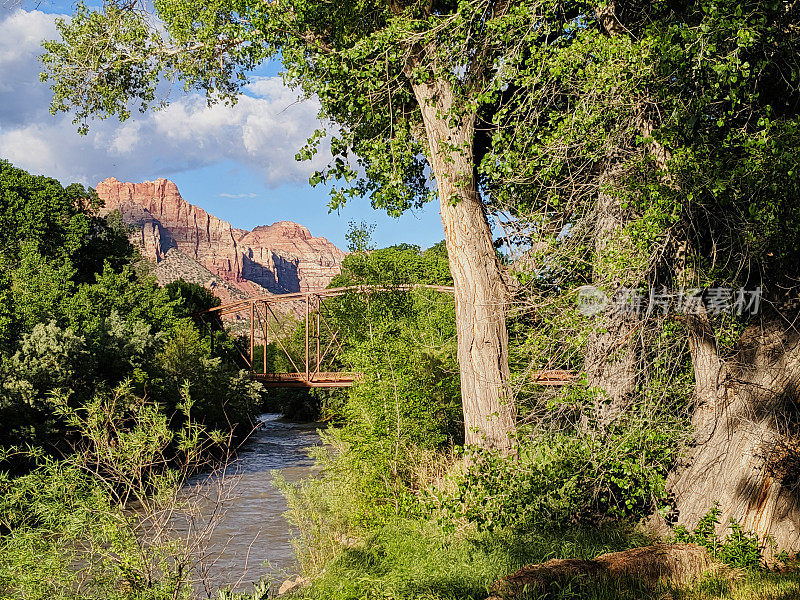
[176,414,321,594]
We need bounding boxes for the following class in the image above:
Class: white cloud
[219,192,258,198]
[0,8,328,188]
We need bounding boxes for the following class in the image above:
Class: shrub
[157,321,263,432]
[0,384,226,600]
[434,413,682,533]
[674,506,763,571]
[0,322,88,448]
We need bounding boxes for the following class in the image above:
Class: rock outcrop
[96,178,344,299]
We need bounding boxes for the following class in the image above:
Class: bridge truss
[196,284,576,389]
[196,285,455,388]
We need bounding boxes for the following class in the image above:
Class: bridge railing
[195,284,576,389]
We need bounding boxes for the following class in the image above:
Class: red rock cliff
[96,178,344,296]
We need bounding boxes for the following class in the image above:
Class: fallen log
[488,543,719,598]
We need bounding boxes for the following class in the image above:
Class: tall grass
[296,518,800,600]
[292,519,648,600]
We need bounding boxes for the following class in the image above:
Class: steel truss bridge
[196,284,575,389]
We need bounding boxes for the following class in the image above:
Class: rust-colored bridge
[196,285,455,388]
[196,284,576,389]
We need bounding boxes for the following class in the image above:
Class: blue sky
[0,1,444,250]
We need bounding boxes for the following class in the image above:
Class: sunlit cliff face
[96,177,345,300]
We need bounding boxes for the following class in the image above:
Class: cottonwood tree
[579,0,800,556]
[42,0,590,450]
[642,0,800,556]
[488,0,800,554]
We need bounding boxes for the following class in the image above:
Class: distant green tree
[344,221,376,254]
[0,160,93,264]
[165,279,221,318]
[70,209,137,282]
[331,243,451,289]
[0,160,134,348]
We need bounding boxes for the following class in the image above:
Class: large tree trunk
[594,1,800,553]
[583,154,639,427]
[664,313,800,558]
[410,76,516,451]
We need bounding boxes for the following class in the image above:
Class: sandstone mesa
[96,177,345,304]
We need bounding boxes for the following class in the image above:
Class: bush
[0,322,88,448]
[156,321,263,432]
[674,506,763,571]
[0,384,225,600]
[276,264,461,570]
[434,413,681,533]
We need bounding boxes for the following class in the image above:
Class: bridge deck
[253,372,360,388]
[531,369,577,386]
[251,370,574,388]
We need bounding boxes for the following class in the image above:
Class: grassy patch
[300,521,650,600]
[675,572,800,600]
[295,522,800,600]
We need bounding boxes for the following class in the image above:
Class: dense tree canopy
[0,161,262,455]
[38,0,800,559]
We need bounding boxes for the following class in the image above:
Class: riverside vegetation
[0,161,265,598]
[1,171,797,597]
[273,238,800,600]
[3,0,800,598]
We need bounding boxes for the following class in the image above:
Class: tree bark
[664,313,800,558]
[583,154,640,428]
[410,75,516,451]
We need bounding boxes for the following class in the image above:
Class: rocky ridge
[96,178,344,302]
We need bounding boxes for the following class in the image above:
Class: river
[179,414,320,594]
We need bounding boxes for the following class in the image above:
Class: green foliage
[0,322,87,447]
[64,264,179,342]
[276,243,459,569]
[0,161,262,460]
[41,0,263,134]
[330,242,452,289]
[327,245,458,438]
[436,413,681,533]
[0,160,96,265]
[313,325,460,528]
[157,321,262,431]
[344,220,376,254]
[10,243,76,333]
[0,161,135,349]
[0,384,222,600]
[648,0,800,290]
[215,580,270,600]
[673,506,763,572]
